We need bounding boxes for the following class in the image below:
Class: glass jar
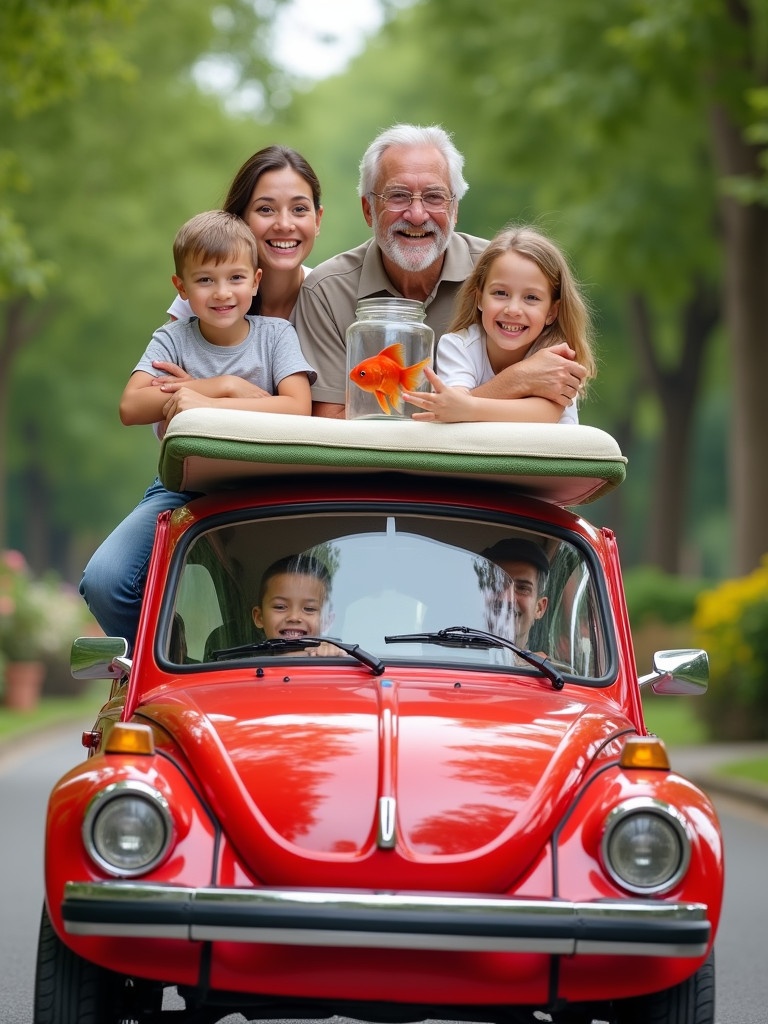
[345,297,435,419]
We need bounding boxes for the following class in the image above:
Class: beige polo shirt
[294,232,488,406]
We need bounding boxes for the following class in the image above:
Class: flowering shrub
[0,550,47,662]
[0,550,96,665]
[692,555,768,740]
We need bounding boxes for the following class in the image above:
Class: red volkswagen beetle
[35,412,722,1024]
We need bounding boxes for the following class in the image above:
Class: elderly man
[294,123,586,418]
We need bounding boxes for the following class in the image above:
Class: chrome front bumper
[61,882,711,958]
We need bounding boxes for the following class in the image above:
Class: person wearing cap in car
[480,538,550,649]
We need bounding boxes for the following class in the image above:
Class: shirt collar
[357,231,472,301]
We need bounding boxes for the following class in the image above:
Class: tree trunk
[21,417,50,574]
[595,413,634,547]
[0,299,30,551]
[709,102,768,574]
[646,398,692,572]
[0,297,52,556]
[626,287,717,573]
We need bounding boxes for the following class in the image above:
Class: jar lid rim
[356,297,425,310]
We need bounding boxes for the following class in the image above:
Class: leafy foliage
[292,0,727,571]
[0,0,763,587]
[623,566,711,628]
[0,0,143,301]
[693,558,768,740]
[1,0,285,572]
[0,0,140,117]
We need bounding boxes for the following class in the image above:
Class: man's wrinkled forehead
[377,145,450,188]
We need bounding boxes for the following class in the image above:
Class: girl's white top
[436,323,578,425]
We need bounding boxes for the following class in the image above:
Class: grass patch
[643,695,768,786]
[719,758,768,784]
[0,685,104,743]
[642,695,708,746]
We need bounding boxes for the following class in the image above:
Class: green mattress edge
[159,434,626,502]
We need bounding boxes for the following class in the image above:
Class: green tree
[287,1,725,571]
[0,0,144,547]
[385,0,723,573]
[1,0,286,572]
[410,0,768,574]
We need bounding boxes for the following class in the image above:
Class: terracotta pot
[3,660,45,711]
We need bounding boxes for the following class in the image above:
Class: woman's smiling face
[478,250,559,371]
[243,166,323,275]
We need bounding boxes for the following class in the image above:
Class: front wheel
[611,951,715,1024]
[33,904,163,1024]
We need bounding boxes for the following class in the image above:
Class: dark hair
[222,145,322,315]
[223,145,322,217]
[481,539,550,589]
[258,554,331,605]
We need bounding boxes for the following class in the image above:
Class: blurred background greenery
[3,0,768,736]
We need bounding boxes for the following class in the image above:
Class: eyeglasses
[369,188,456,213]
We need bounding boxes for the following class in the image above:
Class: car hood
[142,671,629,888]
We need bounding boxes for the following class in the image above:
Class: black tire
[611,951,716,1024]
[33,904,163,1024]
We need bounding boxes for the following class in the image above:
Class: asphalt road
[1,725,766,1023]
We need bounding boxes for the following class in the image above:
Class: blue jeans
[79,478,197,649]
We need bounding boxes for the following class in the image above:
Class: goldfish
[348,343,431,415]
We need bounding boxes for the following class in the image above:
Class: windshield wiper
[210,636,385,675]
[384,626,564,690]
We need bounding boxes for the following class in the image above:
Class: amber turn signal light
[619,735,670,770]
[104,722,155,756]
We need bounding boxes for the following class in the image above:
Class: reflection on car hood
[144,671,629,888]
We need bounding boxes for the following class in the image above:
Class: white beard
[373,213,452,273]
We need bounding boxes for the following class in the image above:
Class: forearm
[181,377,242,399]
[120,388,168,425]
[470,372,531,400]
[470,345,586,408]
[214,394,311,416]
[408,370,564,424]
[460,395,563,422]
[162,381,312,421]
[121,376,222,425]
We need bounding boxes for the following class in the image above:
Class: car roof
[158,410,627,507]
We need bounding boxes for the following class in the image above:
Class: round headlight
[83,782,173,877]
[602,798,690,895]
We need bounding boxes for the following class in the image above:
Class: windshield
[163,510,612,683]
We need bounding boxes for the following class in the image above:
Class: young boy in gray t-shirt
[80,210,316,650]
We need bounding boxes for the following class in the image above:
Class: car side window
[170,564,222,664]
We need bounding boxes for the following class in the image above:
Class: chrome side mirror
[639,648,708,695]
[71,636,130,680]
